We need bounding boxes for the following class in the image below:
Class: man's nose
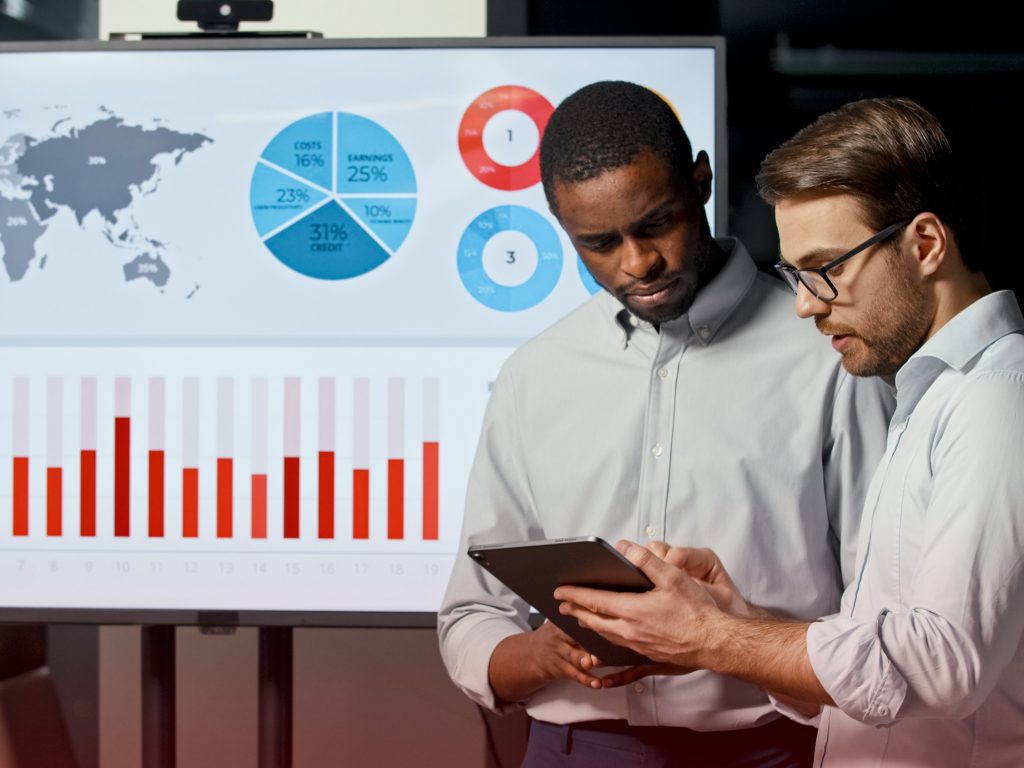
[794,281,831,319]
[621,237,661,279]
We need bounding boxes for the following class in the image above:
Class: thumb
[615,539,677,587]
[664,547,720,582]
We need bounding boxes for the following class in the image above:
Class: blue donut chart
[457,205,563,312]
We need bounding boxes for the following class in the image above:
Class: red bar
[423,442,439,540]
[353,469,369,539]
[80,450,96,536]
[183,467,199,538]
[284,456,299,538]
[251,474,267,539]
[388,458,404,539]
[318,451,334,539]
[149,450,164,537]
[114,416,130,537]
[47,467,62,536]
[13,457,28,536]
[217,458,233,538]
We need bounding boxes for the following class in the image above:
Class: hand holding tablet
[468,536,655,666]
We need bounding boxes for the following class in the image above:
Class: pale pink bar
[114,377,131,418]
[251,378,268,475]
[318,378,335,452]
[47,377,63,467]
[423,378,439,442]
[183,377,199,467]
[80,377,97,450]
[353,378,370,469]
[218,377,233,457]
[13,377,29,456]
[388,378,405,459]
[284,377,300,458]
[149,378,165,451]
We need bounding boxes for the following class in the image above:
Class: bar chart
[0,345,505,613]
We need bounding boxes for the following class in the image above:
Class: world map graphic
[0,107,212,290]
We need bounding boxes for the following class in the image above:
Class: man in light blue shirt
[557,97,1024,766]
[439,82,894,766]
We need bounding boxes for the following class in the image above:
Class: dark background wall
[490,0,1024,302]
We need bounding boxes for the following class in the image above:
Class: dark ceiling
[491,0,1024,299]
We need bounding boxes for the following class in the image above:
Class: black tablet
[467,536,654,666]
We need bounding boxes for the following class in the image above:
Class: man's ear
[691,151,713,204]
[907,212,947,279]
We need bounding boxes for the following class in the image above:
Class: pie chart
[250,112,417,280]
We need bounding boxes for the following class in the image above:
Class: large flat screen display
[0,36,725,624]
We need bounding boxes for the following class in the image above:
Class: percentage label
[347,165,388,183]
[276,188,311,204]
[294,153,325,168]
[6,216,28,227]
[309,223,348,242]
[363,204,392,218]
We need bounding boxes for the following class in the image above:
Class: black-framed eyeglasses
[774,219,912,301]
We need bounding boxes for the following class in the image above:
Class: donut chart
[457,206,563,311]
[458,85,554,191]
[250,112,416,280]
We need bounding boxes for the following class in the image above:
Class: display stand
[258,626,293,768]
[141,626,176,768]
[139,624,293,767]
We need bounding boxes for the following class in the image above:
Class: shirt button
[657,367,669,379]
[651,444,663,457]
[877,705,889,717]
[645,525,658,538]
[629,315,640,327]
[633,683,645,694]
[698,326,711,339]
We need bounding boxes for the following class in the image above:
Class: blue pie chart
[457,206,563,311]
[250,112,416,280]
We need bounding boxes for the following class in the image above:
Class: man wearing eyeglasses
[440,81,897,767]
[555,97,1024,766]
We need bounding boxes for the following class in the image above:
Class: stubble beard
[617,237,711,325]
[820,257,933,378]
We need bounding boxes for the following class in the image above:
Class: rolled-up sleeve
[437,365,541,712]
[808,371,1024,726]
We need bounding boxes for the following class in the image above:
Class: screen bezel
[0,35,726,627]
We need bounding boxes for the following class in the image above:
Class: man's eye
[827,263,845,278]
[585,239,615,253]
[639,217,670,234]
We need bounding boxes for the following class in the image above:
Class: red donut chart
[458,85,554,191]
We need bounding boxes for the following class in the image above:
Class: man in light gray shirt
[438,81,894,767]
[557,97,1024,767]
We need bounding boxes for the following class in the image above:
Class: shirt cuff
[445,617,526,714]
[807,614,908,725]
[767,693,822,727]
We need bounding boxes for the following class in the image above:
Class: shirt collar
[892,290,1024,416]
[599,238,757,349]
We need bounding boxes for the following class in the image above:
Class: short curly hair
[540,81,695,214]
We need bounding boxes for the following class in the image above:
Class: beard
[614,236,714,325]
[817,254,932,378]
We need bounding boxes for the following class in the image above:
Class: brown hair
[756,97,979,271]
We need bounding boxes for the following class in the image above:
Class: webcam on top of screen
[109,1,321,39]
[177,0,274,31]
